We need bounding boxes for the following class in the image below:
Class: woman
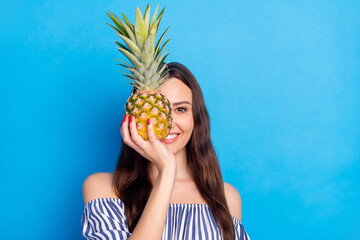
[81,62,250,240]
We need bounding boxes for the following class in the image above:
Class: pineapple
[107,4,172,140]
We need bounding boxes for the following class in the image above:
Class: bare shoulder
[223,182,242,220]
[82,172,118,205]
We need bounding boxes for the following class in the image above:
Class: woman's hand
[120,115,176,171]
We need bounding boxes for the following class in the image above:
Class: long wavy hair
[113,62,235,239]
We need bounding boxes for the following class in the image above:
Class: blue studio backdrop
[1,0,359,239]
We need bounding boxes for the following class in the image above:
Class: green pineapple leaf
[149,5,159,30]
[141,27,156,68]
[132,79,146,89]
[149,59,161,77]
[154,8,165,34]
[114,58,132,68]
[116,63,132,69]
[106,22,124,36]
[120,71,136,79]
[154,26,170,55]
[118,47,146,74]
[144,3,150,30]
[108,11,137,43]
[125,67,145,81]
[115,41,129,52]
[150,17,161,36]
[159,52,170,66]
[155,38,171,60]
[106,15,128,38]
[135,6,148,50]
[158,60,168,74]
[149,73,161,88]
[117,34,142,59]
[121,13,135,33]
[160,68,170,78]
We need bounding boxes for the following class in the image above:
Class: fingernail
[122,115,127,122]
[120,122,123,127]
[147,119,150,125]
[129,115,133,122]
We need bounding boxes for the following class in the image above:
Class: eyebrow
[172,101,192,107]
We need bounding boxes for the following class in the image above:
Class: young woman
[81,62,250,240]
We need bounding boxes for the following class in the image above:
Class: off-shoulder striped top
[81,198,250,240]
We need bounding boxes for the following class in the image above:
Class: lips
[161,133,180,144]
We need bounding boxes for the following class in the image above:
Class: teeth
[165,134,178,140]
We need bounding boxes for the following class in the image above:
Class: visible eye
[176,107,187,112]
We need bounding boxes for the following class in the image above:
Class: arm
[129,164,175,239]
[121,115,176,239]
[82,168,175,240]
[224,182,242,221]
[224,184,251,240]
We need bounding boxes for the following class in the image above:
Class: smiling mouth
[162,133,180,144]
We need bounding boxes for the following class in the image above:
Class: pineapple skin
[126,90,172,140]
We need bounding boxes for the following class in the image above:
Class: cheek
[177,115,194,134]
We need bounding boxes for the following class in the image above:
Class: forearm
[128,165,176,239]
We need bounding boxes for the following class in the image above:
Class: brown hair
[113,62,235,239]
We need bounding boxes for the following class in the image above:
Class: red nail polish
[147,119,150,125]
[129,115,133,122]
[121,122,123,127]
[122,115,127,122]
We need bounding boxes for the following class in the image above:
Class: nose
[170,117,175,129]
[170,113,176,129]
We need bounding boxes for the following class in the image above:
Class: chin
[166,144,183,156]
[168,145,179,154]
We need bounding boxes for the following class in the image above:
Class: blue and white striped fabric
[81,198,250,240]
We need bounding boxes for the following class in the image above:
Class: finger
[120,115,133,145]
[146,118,157,142]
[120,115,127,129]
[120,115,129,137]
[129,115,145,145]
[121,115,147,155]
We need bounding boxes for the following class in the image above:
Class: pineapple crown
[107,4,171,91]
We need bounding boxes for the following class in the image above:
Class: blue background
[1,0,359,239]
